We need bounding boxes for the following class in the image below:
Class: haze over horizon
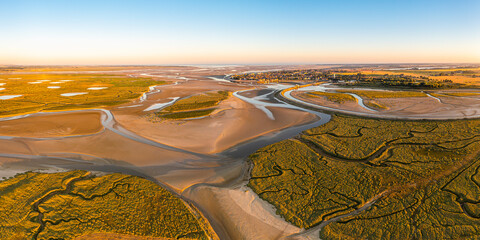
[2,0,479,65]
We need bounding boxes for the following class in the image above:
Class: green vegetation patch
[162,91,229,112]
[248,115,480,239]
[0,171,212,240]
[157,108,216,120]
[0,74,164,116]
[364,100,388,110]
[305,92,356,103]
[155,91,229,120]
[336,89,426,98]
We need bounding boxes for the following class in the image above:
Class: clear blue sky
[1,0,479,64]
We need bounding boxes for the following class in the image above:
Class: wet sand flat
[0,111,103,138]
[184,184,302,240]
[28,130,202,166]
[114,94,316,154]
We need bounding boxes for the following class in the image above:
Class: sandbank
[184,184,302,240]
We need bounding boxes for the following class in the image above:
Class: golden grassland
[422,67,480,72]
[336,89,426,98]
[248,114,480,239]
[0,171,213,240]
[337,67,480,84]
[440,92,480,97]
[305,92,356,104]
[0,74,164,116]
[429,75,479,84]
[155,91,229,120]
[428,92,480,98]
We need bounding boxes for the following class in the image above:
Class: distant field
[371,68,480,84]
[428,92,480,98]
[0,74,163,116]
[155,91,229,120]
[249,115,480,239]
[0,171,214,240]
[334,67,480,84]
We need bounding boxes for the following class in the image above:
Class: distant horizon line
[1,62,480,67]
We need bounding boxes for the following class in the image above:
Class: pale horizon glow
[1,0,480,65]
